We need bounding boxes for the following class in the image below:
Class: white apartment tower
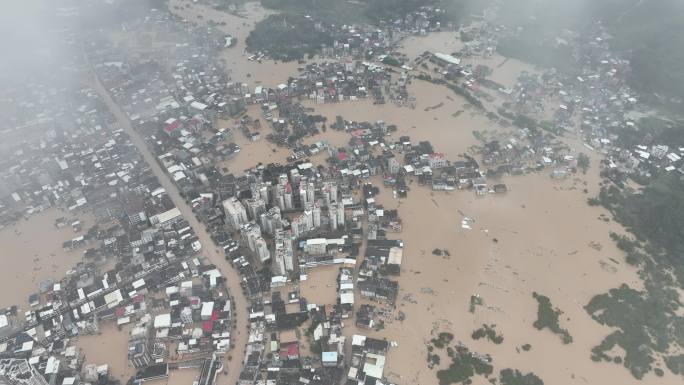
[260,206,282,235]
[244,197,266,220]
[222,197,248,230]
[312,204,322,228]
[240,222,262,252]
[274,230,295,274]
[306,182,315,206]
[323,181,338,206]
[255,237,271,263]
[329,204,338,230]
[336,201,345,227]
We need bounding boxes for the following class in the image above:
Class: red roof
[115,307,126,317]
[202,321,214,332]
[279,342,299,358]
[163,120,181,133]
[338,152,347,161]
[132,294,144,303]
[210,310,219,321]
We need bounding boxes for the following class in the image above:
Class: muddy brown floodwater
[77,323,134,383]
[93,2,680,384]
[0,208,93,311]
[370,170,659,385]
[399,31,465,61]
[168,0,301,88]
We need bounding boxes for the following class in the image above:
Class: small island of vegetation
[531,292,573,344]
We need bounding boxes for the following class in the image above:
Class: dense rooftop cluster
[2,1,683,385]
[0,77,236,385]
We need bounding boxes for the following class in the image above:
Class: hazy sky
[0,0,74,80]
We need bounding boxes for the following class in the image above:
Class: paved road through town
[90,70,248,385]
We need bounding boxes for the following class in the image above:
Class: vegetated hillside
[260,0,373,24]
[249,0,497,63]
[259,0,477,25]
[601,0,684,104]
[260,0,437,23]
[585,119,684,378]
[493,0,684,104]
[245,13,334,61]
[253,0,684,103]
[587,172,684,378]
[249,0,457,61]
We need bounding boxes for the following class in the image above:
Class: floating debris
[462,217,475,230]
[421,287,435,295]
